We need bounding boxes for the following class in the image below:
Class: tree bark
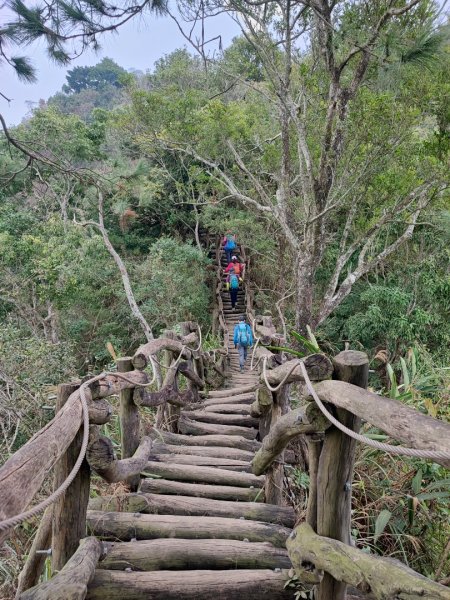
[118,357,140,491]
[144,461,264,488]
[178,414,258,439]
[261,354,333,386]
[148,428,261,452]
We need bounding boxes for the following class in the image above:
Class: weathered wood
[316,350,369,600]
[148,428,261,452]
[16,507,52,597]
[264,384,290,506]
[178,361,205,389]
[252,403,330,475]
[87,432,151,483]
[202,384,257,398]
[178,414,258,439]
[140,478,264,501]
[86,511,290,547]
[313,380,450,467]
[148,453,251,471]
[203,403,252,414]
[305,435,322,531]
[52,382,90,573]
[202,393,255,406]
[20,537,103,600]
[118,357,140,491]
[132,338,192,370]
[89,370,149,399]
[250,387,273,419]
[99,538,291,571]
[89,492,294,526]
[150,441,255,461]
[87,397,112,425]
[287,523,450,600]
[260,354,333,386]
[87,569,293,600]
[181,409,259,428]
[134,385,193,408]
[144,461,264,488]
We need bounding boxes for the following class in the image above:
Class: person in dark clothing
[222,231,237,264]
[226,267,240,311]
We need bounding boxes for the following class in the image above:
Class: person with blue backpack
[226,267,241,311]
[222,230,237,264]
[233,315,253,372]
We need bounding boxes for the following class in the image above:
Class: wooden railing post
[118,357,140,492]
[264,383,290,505]
[52,382,90,572]
[316,350,369,600]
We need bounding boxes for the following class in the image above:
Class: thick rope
[147,345,187,371]
[299,361,450,461]
[262,355,301,392]
[0,368,173,535]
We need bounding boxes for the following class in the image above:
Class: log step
[178,415,258,439]
[88,493,295,526]
[202,385,257,398]
[140,478,264,502]
[98,539,291,571]
[144,461,264,487]
[149,430,261,452]
[202,394,255,406]
[148,453,252,471]
[203,404,252,414]
[87,569,293,599]
[86,511,290,547]
[151,442,255,461]
[181,409,258,427]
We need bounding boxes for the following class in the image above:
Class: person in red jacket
[224,255,245,278]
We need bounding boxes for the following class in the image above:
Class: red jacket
[224,261,244,275]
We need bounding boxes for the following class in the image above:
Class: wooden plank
[151,442,255,461]
[144,461,264,487]
[88,493,295,526]
[99,538,291,571]
[87,569,293,600]
[148,453,251,471]
[86,511,290,547]
[178,415,258,439]
[149,429,261,452]
[181,410,259,428]
[140,479,264,502]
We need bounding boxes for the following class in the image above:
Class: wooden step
[87,569,293,599]
[89,493,295,527]
[148,453,251,471]
[98,538,291,572]
[181,410,258,428]
[143,462,264,488]
[178,415,258,439]
[87,511,290,547]
[202,395,255,407]
[203,404,252,415]
[151,442,255,461]
[140,479,264,501]
[203,385,257,398]
[150,430,261,452]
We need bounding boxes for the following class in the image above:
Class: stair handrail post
[117,357,141,491]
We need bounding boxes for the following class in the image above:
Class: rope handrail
[299,361,450,461]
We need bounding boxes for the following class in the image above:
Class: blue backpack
[224,235,236,251]
[238,323,250,346]
[230,273,239,289]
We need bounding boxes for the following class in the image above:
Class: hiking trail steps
[83,247,295,599]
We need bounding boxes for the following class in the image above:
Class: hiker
[224,255,245,278]
[222,230,237,264]
[233,315,253,372]
[226,267,241,311]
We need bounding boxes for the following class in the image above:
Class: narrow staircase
[84,245,294,599]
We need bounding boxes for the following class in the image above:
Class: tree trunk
[294,250,316,334]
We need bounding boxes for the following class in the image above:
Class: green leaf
[267,345,305,358]
[400,356,410,387]
[411,469,422,495]
[306,325,320,352]
[425,478,450,492]
[416,491,450,501]
[374,509,392,543]
[290,330,320,354]
[386,364,398,398]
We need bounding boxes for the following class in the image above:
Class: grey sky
[1,11,239,126]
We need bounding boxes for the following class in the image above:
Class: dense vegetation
[0,0,449,595]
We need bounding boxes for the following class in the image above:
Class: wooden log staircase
[1,235,450,600]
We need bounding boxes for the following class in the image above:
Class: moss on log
[87,569,293,600]
[287,523,450,599]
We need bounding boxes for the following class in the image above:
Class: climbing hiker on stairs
[226,266,242,311]
[222,230,237,264]
[224,254,245,278]
[234,315,253,373]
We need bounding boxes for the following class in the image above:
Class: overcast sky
[1,11,239,126]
